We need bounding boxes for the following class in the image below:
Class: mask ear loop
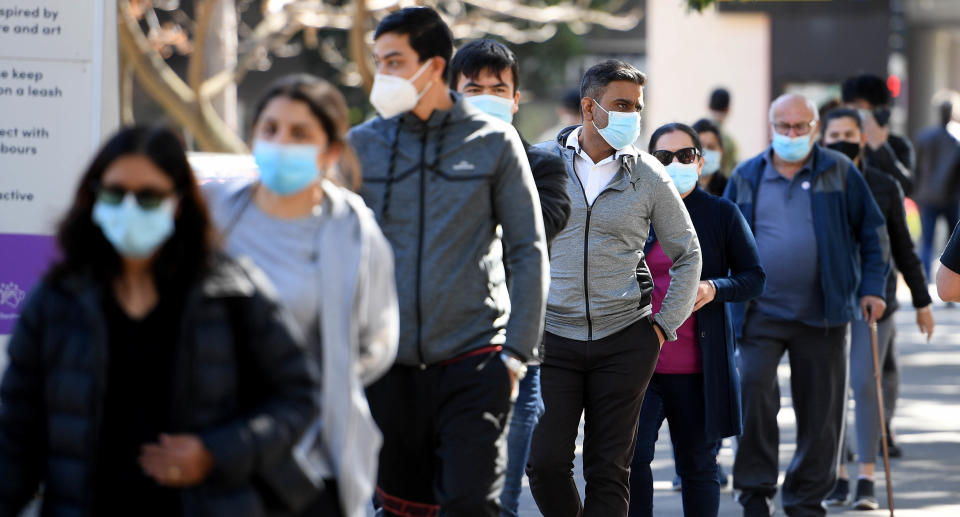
[409,59,435,102]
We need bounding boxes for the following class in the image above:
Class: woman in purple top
[628,123,765,517]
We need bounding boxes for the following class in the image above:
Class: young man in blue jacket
[723,93,889,517]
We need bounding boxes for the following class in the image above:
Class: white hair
[769,93,819,122]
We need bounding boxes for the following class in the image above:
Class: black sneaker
[853,478,879,510]
[741,494,773,517]
[824,478,850,506]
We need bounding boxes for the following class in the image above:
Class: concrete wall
[644,2,771,160]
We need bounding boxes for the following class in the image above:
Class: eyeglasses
[772,120,817,136]
[652,147,700,167]
[96,185,175,209]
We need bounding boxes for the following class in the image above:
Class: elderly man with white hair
[722,93,890,517]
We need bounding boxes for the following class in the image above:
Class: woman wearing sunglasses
[203,74,398,517]
[0,126,318,516]
[628,123,765,517]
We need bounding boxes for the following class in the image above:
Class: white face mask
[369,60,434,119]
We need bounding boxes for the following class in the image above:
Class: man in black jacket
[821,108,935,510]
[913,96,960,276]
[842,74,915,196]
[449,38,571,517]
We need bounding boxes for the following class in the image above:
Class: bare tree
[118,0,644,152]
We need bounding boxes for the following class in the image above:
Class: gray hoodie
[537,126,701,341]
[349,93,549,365]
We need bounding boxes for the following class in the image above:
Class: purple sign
[0,234,59,335]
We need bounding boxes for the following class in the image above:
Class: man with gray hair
[723,93,890,517]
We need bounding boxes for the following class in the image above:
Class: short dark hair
[580,60,645,102]
[692,118,723,150]
[709,88,730,112]
[561,88,581,114]
[939,100,956,126]
[822,107,863,136]
[252,74,362,191]
[448,39,519,93]
[649,122,702,154]
[841,74,891,107]
[375,7,453,78]
[51,126,214,290]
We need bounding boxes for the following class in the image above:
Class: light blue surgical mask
[591,100,642,150]
[701,148,722,176]
[465,94,515,124]
[253,140,321,195]
[771,132,813,162]
[665,162,700,194]
[92,194,177,258]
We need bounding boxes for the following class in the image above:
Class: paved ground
[516,289,960,516]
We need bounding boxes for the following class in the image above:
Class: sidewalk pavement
[516,291,960,516]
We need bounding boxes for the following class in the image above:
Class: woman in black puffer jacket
[0,126,318,517]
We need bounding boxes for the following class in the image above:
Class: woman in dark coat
[0,126,317,517]
[628,123,765,517]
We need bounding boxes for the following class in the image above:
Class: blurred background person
[629,123,764,517]
[912,92,960,277]
[203,74,399,517]
[449,38,571,517]
[707,87,740,176]
[936,221,960,302]
[842,74,914,196]
[537,88,583,144]
[725,93,889,517]
[819,108,934,510]
[693,118,729,196]
[0,126,317,516]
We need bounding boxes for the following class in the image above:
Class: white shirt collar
[565,126,639,164]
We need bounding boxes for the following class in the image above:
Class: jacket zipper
[416,125,428,368]
[572,159,594,340]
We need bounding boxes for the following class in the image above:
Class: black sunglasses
[96,185,175,210]
[652,147,700,167]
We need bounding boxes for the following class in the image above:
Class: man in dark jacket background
[842,74,915,196]
[724,93,889,517]
[913,95,960,276]
[448,38,571,517]
[821,107,934,510]
[349,7,549,517]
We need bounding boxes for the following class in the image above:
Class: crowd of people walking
[2,5,960,517]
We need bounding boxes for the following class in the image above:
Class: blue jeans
[920,202,960,277]
[500,365,544,517]
[629,373,719,517]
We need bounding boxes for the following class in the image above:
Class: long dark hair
[251,74,362,191]
[50,126,215,291]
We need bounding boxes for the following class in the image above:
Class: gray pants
[844,317,896,462]
[733,311,847,517]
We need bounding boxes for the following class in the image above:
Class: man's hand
[916,305,935,342]
[139,434,214,487]
[653,324,665,348]
[862,110,890,151]
[693,280,717,311]
[860,295,887,325]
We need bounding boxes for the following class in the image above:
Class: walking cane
[869,319,895,516]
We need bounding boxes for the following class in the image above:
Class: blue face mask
[701,148,722,176]
[92,194,177,258]
[771,132,813,162]
[465,94,515,123]
[665,162,700,194]
[253,140,321,195]
[591,100,642,150]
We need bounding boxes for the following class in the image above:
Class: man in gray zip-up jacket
[348,7,549,517]
[526,60,701,517]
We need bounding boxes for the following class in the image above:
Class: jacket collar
[556,125,638,192]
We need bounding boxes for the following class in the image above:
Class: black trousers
[733,310,847,517]
[527,319,661,517]
[367,351,513,517]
